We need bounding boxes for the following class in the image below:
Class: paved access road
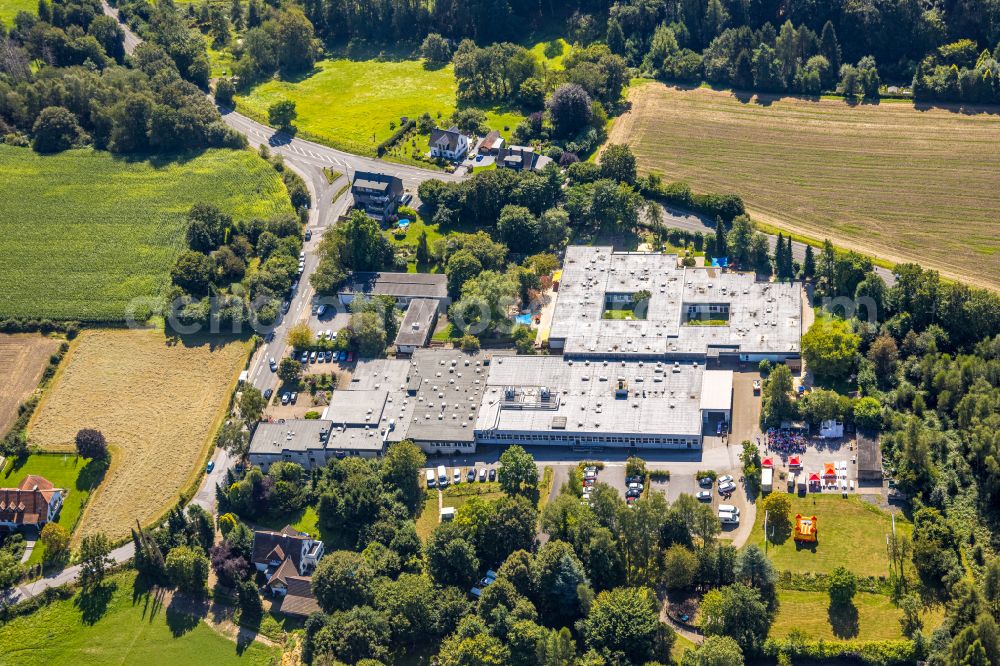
[654,202,897,287]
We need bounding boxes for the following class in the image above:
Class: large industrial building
[250,247,804,466]
[549,247,802,363]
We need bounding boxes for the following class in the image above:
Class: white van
[718,504,740,516]
[718,510,740,525]
[426,469,436,489]
[453,468,462,484]
[437,465,449,487]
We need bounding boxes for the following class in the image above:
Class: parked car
[454,469,462,484]
[696,490,712,501]
[309,351,317,363]
[317,304,327,317]
[300,351,309,363]
[628,482,644,491]
[304,229,312,241]
[718,504,740,516]
[263,388,273,400]
[206,461,215,473]
[325,351,333,362]
[467,469,476,482]
[718,481,737,494]
[281,392,290,405]
[339,351,347,362]
[718,475,734,484]
[316,351,325,363]
[699,476,714,488]
[478,468,487,482]
[346,351,354,362]
[753,379,761,394]
[299,251,305,260]
[401,193,412,205]
[489,468,497,481]
[325,329,332,339]
[269,357,277,371]
[625,489,640,498]
[290,392,298,404]
[281,301,290,313]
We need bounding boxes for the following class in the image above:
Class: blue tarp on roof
[711,257,729,267]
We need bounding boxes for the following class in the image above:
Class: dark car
[304,229,312,241]
[263,388,273,400]
[467,469,476,482]
[488,468,497,481]
[699,476,714,488]
[625,488,641,499]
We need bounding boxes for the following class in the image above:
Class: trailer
[761,467,773,493]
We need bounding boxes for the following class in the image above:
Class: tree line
[0,0,245,154]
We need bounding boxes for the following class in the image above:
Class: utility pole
[763,510,769,552]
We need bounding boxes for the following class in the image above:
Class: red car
[346,351,354,362]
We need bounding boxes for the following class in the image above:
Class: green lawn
[231,58,526,159]
[0,571,280,665]
[671,633,698,664]
[3,453,105,565]
[770,589,944,642]
[0,146,293,322]
[749,494,911,577]
[0,0,34,23]
[416,481,505,541]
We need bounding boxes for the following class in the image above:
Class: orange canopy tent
[823,462,836,477]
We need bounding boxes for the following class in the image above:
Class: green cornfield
[0,146,293,322]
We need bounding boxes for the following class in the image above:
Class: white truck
[761,467,773,493]
[437,465,449,487]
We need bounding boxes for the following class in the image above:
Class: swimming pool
[514,313,533,325]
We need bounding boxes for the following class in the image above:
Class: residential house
[0,475,64,531]
[351,171,404,221]
[496,145,552,172]
[277,576,322,617]
[478,130,505,155]
[252,525,324,595]
[429,126,469,161]
[337,271,449,310]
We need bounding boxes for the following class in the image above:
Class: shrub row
[649,469,671,481]
[762,637,918,665]
[777,570,893,595]
[638,177,745,222]
[0,319,80,337]
[376,119,416,156]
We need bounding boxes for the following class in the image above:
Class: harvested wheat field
[608,82,1000,288]
[0,334,62,436]
[28,329,249,542]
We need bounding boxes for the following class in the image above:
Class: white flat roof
[699,370,733,412]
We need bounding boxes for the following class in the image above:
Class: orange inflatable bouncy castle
[794,514,818,543]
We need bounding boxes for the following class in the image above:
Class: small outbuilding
[856,431,883,480]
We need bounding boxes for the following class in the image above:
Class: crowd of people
[764,428,807,455]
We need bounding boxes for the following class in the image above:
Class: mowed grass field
[0,146,293,322]
[232,59,524,157]
[2,453,104,565]
[0,333,61,435]
[608,83,1000,288]
[28,329,251,542]
[748,494,911,577]
[771,589,944,641]
[0,570,280,665]
[0,0,34,23]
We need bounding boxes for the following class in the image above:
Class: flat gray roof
[249,419,331,455]
[341,349,499,444]
[475,356,706,438]
[339,272,447,300]
[324,390,388,427]
[395,299,438,348]
[549,247,802,358]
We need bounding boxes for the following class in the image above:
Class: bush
[460,334,480,351]
[649,470,670,481]
[696,470,717,481]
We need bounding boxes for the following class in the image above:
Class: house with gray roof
[337,272,449,310]
[351,171,403,221]
[429,126,469,161]
[394,298,439,354]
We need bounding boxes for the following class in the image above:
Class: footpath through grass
[0,570,280,665]
[0,146,293,322]
[3,453,105,565]
[749,493,911,577]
